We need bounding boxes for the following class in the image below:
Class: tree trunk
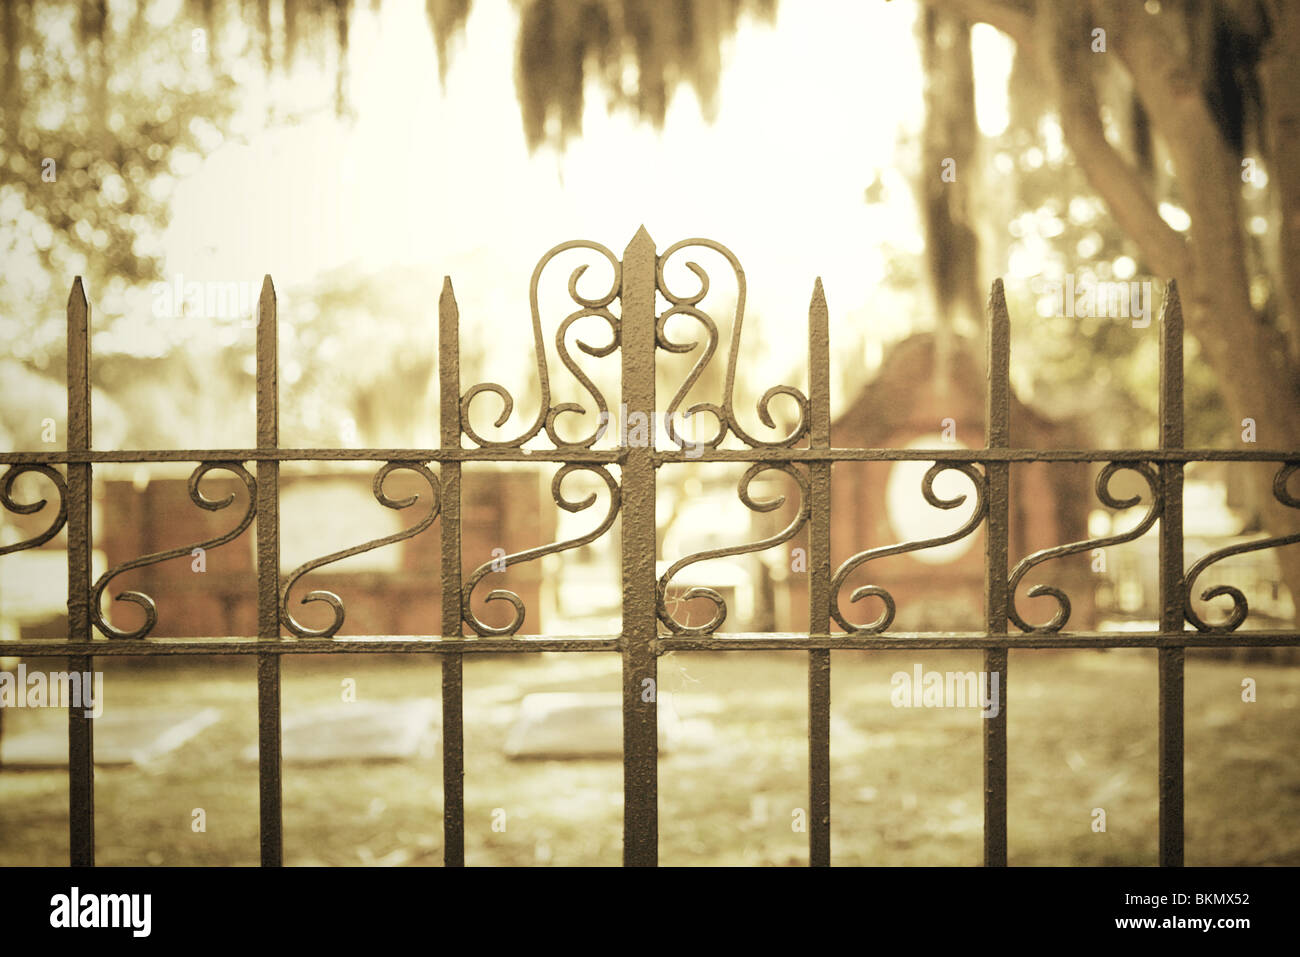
[937,0,1300,627]
[917,5,983,353]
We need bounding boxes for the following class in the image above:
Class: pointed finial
[627,224,655,255]
[985,277,1010,448]
[257,275,276,332]
[809,277,828,344]
[1160,279,1181,318]
[440,275,459,328]
[808,276,830,446]
[258,275,276,317]
[68,276,87,309]
[988,277,1006,309]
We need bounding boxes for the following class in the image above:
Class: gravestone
[0,707,220,767]
[504,692,679,759]
[240,698,439,764]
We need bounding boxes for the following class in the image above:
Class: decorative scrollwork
[831,462,987,635]
[91,462,256,640]
[280,462,440,638]
[657,463,810,635]
[547,307,620,448]
[0,464,68,556]
[1184,462,1300,633]
[657,303,725,449]
[657,239,809,449]
[461,240,621,449]
[1008,461,1162,633]
[462,463,620,636]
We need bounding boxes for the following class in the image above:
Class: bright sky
[156,0,1009,418]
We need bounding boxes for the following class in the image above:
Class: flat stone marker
[240,698,439,765]
[504,692,678,759]
[0,707,220,768]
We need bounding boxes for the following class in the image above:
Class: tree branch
[928,0,1035,49]
[1034,2,1190,279]
[924,0,1189,277]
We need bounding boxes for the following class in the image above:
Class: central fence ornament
[3,228,1300,868]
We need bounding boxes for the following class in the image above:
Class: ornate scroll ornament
[1184,462,1300,633]
[831,462,988,635]
[91,462,256,640]
[0,464,68,556]
[1008,461,1162,633]
[461,240,621,449]
[462,463,620,636]
[280,462,440,638]
[657,463,810,636]
[656,238,809,449]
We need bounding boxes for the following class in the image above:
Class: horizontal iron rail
[654,449,1300,463]
[4,631,1297,656]
[1,448,1297,464]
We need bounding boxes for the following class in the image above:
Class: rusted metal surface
[982,279,1010,868]
[620,226,658,866]
[7,630,1300,657]
[1157,281,1186,868]
[439,276,465,867]
[807,278,832,867]
[3,237,1297,867]
[256,275,283,867]
[66,277,94,867]
[0,465,68,554]
[4,447,1297,465]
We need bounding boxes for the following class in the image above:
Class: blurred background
[1,0,1299,865]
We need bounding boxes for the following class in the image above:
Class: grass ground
[0,648,1297,866]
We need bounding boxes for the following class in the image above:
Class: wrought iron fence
[2,227,1299,867]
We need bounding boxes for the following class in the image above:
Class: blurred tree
[0,1,239,310]
[917,5,982,349]
[273,265,441,448]
[2,0,776,449]
[0,0,239,447]
[932,0,1300,617]
[52,0,777,150]
[508,0,775,149]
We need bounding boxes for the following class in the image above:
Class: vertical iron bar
[807,279,832,867]
[256,275,283,867]
[439,277,466,867]
[983,279,1010,867]
[621,226,658,866]
[1158,280,1185,866]
[66,277,94,866]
